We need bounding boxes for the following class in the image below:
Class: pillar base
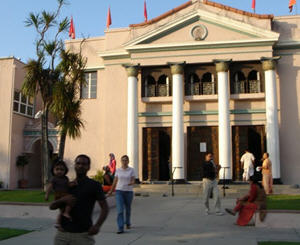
[218,179,233,185]
[172,179,187,184]
[273,178,282,184]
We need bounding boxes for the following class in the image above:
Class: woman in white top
[108,155,135,234]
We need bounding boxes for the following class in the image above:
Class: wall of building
[0,58,14,188]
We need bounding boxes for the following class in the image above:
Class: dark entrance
[143,127,171,181]
[232,125,266,181]
[187,126,219,181]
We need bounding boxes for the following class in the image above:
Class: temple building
[1,0,300,188]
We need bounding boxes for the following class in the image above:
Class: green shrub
[91,170,104,184]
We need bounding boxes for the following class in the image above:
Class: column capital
[261,57,280,71]
[213,59,232,72]
[168,62,185,75]
[123,64,140,77]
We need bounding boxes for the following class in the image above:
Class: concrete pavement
[1,196,300,245]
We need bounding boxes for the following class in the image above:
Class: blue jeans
[115,190,133,231]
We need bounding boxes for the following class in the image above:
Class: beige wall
[0,58,14,188]
[62,2,300,184]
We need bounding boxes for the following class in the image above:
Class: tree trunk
[41,107,50,191]
[58,131,67,160]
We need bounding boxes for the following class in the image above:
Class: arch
[233,71,246,94]
[248,69,261,93]
[145,75,156,97]
[186,73,200,95]
[25,136,58,154]
[157,74,170,96]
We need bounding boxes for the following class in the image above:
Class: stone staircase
[133,182,300,198]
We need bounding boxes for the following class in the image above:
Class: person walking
[240,149,255,181]
[108,155,135,234]
[50,154,109,245]
[202,153,223,216]
[261,152,273,194]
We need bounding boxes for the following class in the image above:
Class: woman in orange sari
[225,175,266,226]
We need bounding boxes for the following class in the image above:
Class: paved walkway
[1,196,300,245]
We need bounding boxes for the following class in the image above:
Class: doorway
[142,127,171,181]
[187,126,219,180]
[232,125,266,181]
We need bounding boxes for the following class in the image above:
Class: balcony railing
[185,82,216,96]
[145,84,170,97]
[233,80,262,94]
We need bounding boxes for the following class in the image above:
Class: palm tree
[51,48,87,159]
[21,0,69,188]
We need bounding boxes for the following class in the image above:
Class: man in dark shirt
[202,153,223,216]
[50,154,109,245]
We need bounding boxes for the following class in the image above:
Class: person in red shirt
[225,175,267,226]
[103,153,116,186]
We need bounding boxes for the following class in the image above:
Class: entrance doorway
[142,127,171,181]
[187,126,219,180]
[232,125,266,181]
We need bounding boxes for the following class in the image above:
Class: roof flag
[289,0,296,12]
[69,16,75,39]
[252,0,256,13]
[144,0,148,22]
[107,7,112,29]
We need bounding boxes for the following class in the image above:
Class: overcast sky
[0,0,297,62]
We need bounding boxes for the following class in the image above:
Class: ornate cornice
[261,57,280,71]
[168,62,185,75]
[214,59,232,72]
[123,65,139,77]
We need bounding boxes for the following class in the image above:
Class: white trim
[126,38,278,52]
[124,9,279,47]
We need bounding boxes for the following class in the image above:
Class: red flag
[252,0,256,12]
[289,0,296,12]
[69,16,75,39]
[107,7,112,29]
[144,0,148,22]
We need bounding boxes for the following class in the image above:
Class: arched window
[145,75,156,97]
[233,71,246,94]
[201,72,215,95]
[157,75,169,96]
[248,70,261,93]
[186,73,200,95]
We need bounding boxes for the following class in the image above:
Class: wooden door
[187,126,219,180]
[232,125,266,181]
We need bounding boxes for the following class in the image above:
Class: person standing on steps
[241,149,255,181]
[202,152,223,216]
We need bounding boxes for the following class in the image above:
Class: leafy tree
[51,48,87,159]
[22,0,69,188]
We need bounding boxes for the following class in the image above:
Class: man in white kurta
[240,150,255,181]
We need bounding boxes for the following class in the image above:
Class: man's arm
[49,195,76,210]
[88,199,109,235]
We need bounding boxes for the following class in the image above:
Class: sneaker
[126,224,131,229]
[215,211,224,216]
[225,208,236,216]
[117,230,124,234]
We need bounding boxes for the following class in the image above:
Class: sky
[0,0,298,63]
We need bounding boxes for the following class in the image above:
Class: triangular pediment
[124,9,279,48]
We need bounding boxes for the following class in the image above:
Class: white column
[215,61,232,180]
[125,66,139,180]
[262,59,280,180]
[170,64,185,181]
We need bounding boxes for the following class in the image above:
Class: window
[13,91,34,117]
[81,72,97,99]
